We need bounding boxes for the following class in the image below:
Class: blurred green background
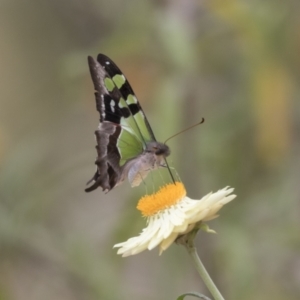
[0,0,299,299]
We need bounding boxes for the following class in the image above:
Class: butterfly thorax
[145,141,170,156]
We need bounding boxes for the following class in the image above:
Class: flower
[114,182,236,257]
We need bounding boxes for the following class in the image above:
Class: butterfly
[85,54,171,193]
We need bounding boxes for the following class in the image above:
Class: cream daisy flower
[114,182,236,257]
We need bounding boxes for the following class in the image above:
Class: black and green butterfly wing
[86,54,169,193]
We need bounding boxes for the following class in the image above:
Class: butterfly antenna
[164,118,205,145]
[163,118,204,184]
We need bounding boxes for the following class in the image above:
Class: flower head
[114,182,236,257]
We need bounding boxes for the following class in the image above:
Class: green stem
[186,241,225,300]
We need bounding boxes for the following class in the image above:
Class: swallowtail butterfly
[85,54,171,193]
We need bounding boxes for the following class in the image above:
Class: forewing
[96,54,156,143]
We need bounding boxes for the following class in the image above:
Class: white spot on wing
[110,100,115,112]
[100,94,106,118]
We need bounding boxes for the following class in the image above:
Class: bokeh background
[1,0,299,299]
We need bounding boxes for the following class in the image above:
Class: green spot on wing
[127,94,137,104]
[120,113,143,142]
[118,98,125,108]
[112,74,126,89]
[117,128,143,166]
[104,78,114,92]
[133,111,152,142]
[118,94,152,142]
[118,97,146,143]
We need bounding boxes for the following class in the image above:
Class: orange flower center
[137,182,186,217]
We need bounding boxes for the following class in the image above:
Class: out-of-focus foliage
[0,0,299,299]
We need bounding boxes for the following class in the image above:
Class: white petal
[167,207,185,226]
[159,232,179,254]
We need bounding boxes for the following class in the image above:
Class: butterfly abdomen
[124,141,170,187]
